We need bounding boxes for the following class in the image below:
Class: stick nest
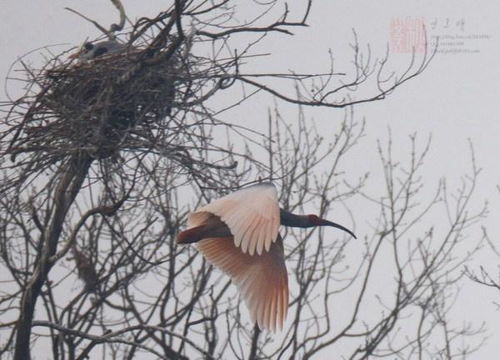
[6,41,182,162]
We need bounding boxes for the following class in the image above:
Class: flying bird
[177,183,356,331]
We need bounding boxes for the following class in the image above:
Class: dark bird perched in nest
[70,40,129,61]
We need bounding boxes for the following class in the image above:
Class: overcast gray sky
[1,1,499,358]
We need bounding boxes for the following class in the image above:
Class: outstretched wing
[188,183,280,255]
[197,235,288,332]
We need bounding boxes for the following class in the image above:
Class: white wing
[197,235,288,332]
[188,183,280,255]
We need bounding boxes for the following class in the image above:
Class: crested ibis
[70,40,127,61]
[177,183,356,331]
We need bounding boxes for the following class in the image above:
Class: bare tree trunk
[14,154,92,360]
[248,324,261,360]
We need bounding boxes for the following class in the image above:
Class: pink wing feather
[197,235,288,331]
[188,183,280,256]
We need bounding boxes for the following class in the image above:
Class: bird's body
[71,40,129,61]
[177,183,356,331]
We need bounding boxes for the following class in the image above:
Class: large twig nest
[7,38,182,161]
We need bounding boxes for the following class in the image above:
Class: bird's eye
[84,42,94,50]
[308,214,319,223]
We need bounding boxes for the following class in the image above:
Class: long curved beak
[320,219,357,239]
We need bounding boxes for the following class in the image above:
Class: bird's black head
[308,214,357,239]
[307,214,322,225]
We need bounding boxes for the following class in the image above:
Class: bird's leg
[177,217,232,244]
[177,225,207,244]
